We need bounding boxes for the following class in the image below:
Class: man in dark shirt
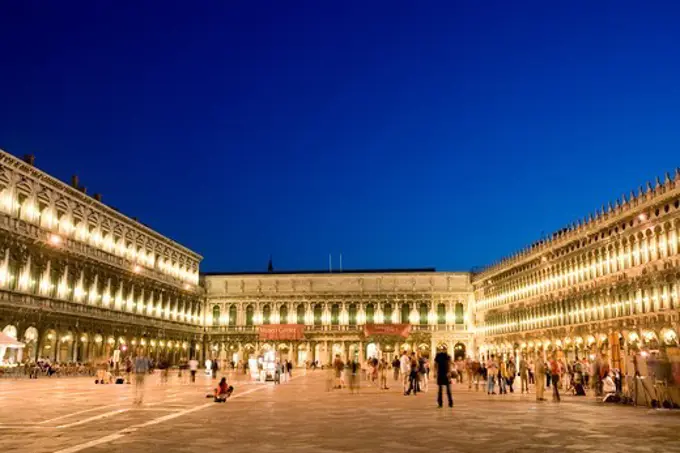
[434,346,453,408]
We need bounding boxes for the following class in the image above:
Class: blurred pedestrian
[434,346,453,408]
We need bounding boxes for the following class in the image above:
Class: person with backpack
[549,354,561,402]
[392,356,400,381]
[506,357,517,393]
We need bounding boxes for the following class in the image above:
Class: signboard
[363,324,411,338]
[258,324,305,341]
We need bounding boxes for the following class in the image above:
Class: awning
[0,332,24,348]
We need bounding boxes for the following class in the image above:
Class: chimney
[23,154,35,166]
[71,175,79,188]
[94,193,102,202]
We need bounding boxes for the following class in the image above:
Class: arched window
[419,303,428,325]
[401,303,411,324]
[348,304,357,326]
[262,304,271,324]
[437,303,446,325]
[455,303,464,324]
[331,304,340,325]
[229,305,237,326]
[212,305,220,326]
[313,304,322,326]
[297,304,305,324]
[383,303,393,324]
[246,305,254,326]
[279,305,288,324]
[365,304,375,324]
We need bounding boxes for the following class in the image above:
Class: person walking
[379,358,389,390]
[498,358,508,394]
[471,358,481,391]
[549,355,561,402]
[465,357,474,390]
[134,352,150,406]
[211,359,219,380]
[486,355,497,395]
[400,351,411,394]
[519,357,529,394]
[535,358,546,401]
[506,357,516,393]
[189,357,199,383]
[333,355,344,389]
[405,354,419,395]
[434,346,453,408]
[392,356,400,381]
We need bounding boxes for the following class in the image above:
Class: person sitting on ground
[213,377,234,402]
[602,372,619,403]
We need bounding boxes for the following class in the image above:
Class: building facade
[1,146,679,370]
[473,171,680,367]
[203,270,473,365]
[0,150,204,365]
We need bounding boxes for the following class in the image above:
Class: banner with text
[363,324,411,338]
[258,324,305,341]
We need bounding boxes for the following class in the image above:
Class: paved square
[1,371,679,453]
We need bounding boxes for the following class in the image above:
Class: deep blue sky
[1,2,679,273]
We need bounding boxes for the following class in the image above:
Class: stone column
[53,337,60,362]
[358,341,364,363]
[72,339,79,362]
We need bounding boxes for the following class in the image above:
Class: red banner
[258,324,305,341]
[363,324,411,338]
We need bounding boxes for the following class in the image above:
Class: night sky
[1,1,679,273]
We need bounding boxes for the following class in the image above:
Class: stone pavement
[1,371,679,453]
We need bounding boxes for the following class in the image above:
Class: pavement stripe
[56,409,128,429]
[51,385,269,453]
[38,403,122,424]
[52,433,125,453]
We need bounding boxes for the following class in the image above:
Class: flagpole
[339,253,343,272]
[329,254,332,273]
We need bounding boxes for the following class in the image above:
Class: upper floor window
[437,303,446,325]
[313,304,322,326]
[279,305,288,324]
[262,304,271,324]
[246,305,254,326]
[419,303,428,325]
[331,304,340,325]
[348,304,357,326]
[383,303,393,324]
[401,303,411,324]
[212,305,220,326]
[455,303,464,324]
[297,304,305,324]
[229,305,236,326]
[365,304,375,324]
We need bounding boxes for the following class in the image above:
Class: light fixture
[133,265,142,273]
[49,234,62,246]
[638,213,647,222]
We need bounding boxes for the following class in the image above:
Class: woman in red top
[214,377,233,402]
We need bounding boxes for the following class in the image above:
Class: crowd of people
[314,348,627,407]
